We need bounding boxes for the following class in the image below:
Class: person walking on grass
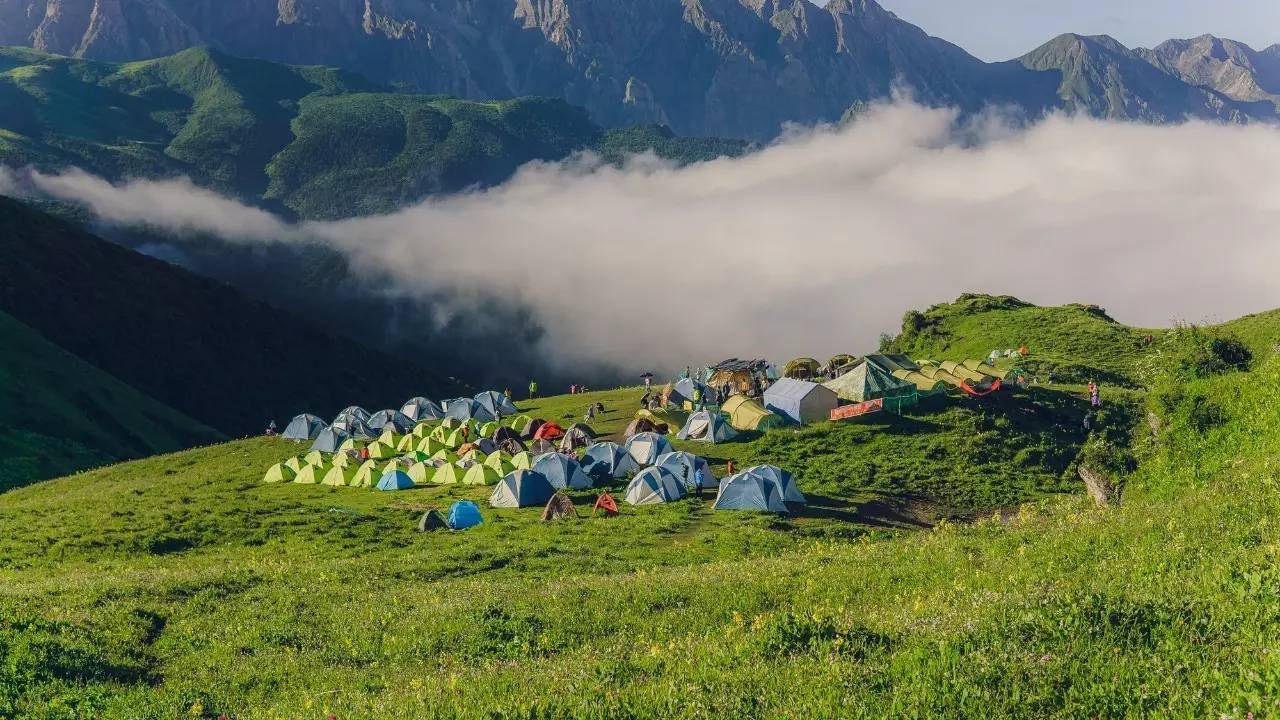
[528,380,538,400]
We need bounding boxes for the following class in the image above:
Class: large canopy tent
[863,353,921,375]
[474,391,518,418]
[890,369,948,397]
[721,395,785,432]
[763,379,838,425]
[707,358,772,396]
[676,410,740,443]
[283,414,326,441]
[401,397,445,422]
[532,453,593,490]
[625,467,686,506]
[655,451,716,489]
[581,442,640,481]
[782,357,821,380]
[822,360,919,413]
[368,409,415,435]
[713,472,788,513]
[310,427,350,453]
[626,432,674,466]
[489,470,556,508]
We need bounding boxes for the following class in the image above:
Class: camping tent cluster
[863,354,1005,398]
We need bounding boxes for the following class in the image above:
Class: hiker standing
[1082,411,1092,431]
[726,460,736,476]
[528,380,538,399]
[1088,380,1100,408]
[692,385,704,410]
[570,383,577,395]
[694,466,705,498]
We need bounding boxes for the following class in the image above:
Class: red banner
[830,398,883,421]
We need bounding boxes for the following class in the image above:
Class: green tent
[430,449,459,465]
[509,415,534,434]
[407,462,432,485]
[463,464,500,486]
[511,451,534,470]
[822,361,919,413]
[484,454,515,476]
[303,450,327,466]
[284,456,306,473]
[365,440,396,460]
[432,463,463,485]
[479,421,500,438]
[263,463,296,483]
[396,434,419,453]
[322,465,358,487]
[416,437,445,456]
[351,459,381,488]
[721,395,785,432]
[294,463,327,484]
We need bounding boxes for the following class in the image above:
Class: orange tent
[593,493,619,517]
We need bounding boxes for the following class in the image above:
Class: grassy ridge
[0,46,747,220]
[0,310,221,490]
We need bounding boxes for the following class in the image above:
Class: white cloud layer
[9,101,1280,373]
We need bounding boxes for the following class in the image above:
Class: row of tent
[281,391,520,442]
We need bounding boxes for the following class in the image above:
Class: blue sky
[861,1,1280,61]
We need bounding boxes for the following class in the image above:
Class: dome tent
[712,472,788,513]
[474,391,518,418]
[336,406,371,422]
[671,377,712,407]
[676,411,739,443]
[763,379,838,425]
[263,463,296,483]
[510,451,535,470]
[293,463,327,484]
[283,414,326,441]
[489,470,556,508]
[351,459,380,488]
[322,464,358,487]
[368,409,415,435]
[655,451,717,489]
[462,463,500,486]
[448,500,484,530]
[376,469,416,491]
[625,467,686,505]
[559,423,595,453]
[401,397,445,422]
[332,413,377,440]
[431,464,464,485]
[445,398,496,423]
[581,442,640,481]
[720,395,785,432]
[310,427,350,453]
[532,453,593,490]
[625,432,673,466]
[744,464,806,503]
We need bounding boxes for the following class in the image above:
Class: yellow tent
[263,463,295,483]
[431,464,463,485]
[322,465,357,487]
[294,463,327,484]
[462,464,500,485]
[351,460,380,488]
[721,395,784,431]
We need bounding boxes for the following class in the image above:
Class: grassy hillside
[883,293,1280,387]
[0,46,748,220]
[0,369,1151,717]
[0,310,221,490]
[0,196,447,436]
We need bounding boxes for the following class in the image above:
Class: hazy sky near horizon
[860,0,1280,61]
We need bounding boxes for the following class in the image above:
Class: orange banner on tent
[831,398,883,421]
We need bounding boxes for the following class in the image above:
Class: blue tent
[309,426,350,453]
[376,469,416,491]
[763,378,838,425]
[625,467,686,505]
[744,464,806,503]
[332,413,377,440]
[445,398,496,423]
[401,397,445,421]
[489,470,555,508]
[582,442,640,481]
[283,413,326,441]
[447,500,484,530]
[368,409,415,434]
[625,432,673,466]
[712,472,788,513]
[671,378,712,407]
[473,391,518,419]
[532,453,592,490]
[655,451,717,489]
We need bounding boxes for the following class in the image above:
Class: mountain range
[0,0,1277,139]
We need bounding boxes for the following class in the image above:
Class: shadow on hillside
[801,493,934,529]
